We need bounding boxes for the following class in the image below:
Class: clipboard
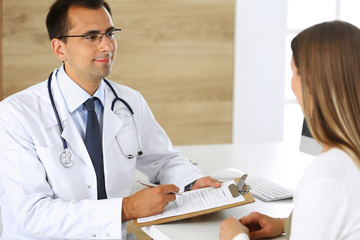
[133,177,255,227]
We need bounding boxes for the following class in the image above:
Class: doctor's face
[58,6,117,86]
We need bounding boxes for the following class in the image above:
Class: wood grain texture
[2,0,234,145]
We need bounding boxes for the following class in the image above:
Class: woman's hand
[220,217,250,240]
[240,212,285,240]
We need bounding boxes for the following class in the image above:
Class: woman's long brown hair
[291,20,360,167]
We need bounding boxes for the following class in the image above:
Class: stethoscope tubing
[47,71,143,164]
[104,79,133,114]
[103,78,143,157]
[47,72,68,150]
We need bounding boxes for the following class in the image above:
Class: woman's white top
[232,148,360,240]
[290,148,360,239]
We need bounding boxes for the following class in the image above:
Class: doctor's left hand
[122,184,179,221]
[191,176,221,190]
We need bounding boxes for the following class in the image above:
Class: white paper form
[137,180,245,223]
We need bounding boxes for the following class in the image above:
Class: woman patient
[220,20,360,240]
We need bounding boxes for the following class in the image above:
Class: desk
[134,143,315,240]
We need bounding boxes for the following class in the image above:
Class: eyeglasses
[58,28,121,44]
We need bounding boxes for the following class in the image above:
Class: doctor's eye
[83,34,99,42]
[105,32,115,39]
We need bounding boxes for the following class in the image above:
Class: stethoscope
[47,71,143,168]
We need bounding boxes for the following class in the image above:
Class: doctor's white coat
[0,69,203,239]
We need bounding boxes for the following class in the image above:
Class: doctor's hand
[239,212,285,240]
[191,176,221,190]
[220,217,250,240]
[122,184,179,221]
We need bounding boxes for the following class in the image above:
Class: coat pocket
[36,146,95,200]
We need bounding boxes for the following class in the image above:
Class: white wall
[233,0,288,143]
[0,207,2,236]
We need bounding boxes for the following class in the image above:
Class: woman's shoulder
[297,148,360,198]
[304,148,356,180]
[293,150,360,239]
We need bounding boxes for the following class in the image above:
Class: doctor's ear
[51,38,66,61]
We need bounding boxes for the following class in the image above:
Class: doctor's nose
[98,35,114,52]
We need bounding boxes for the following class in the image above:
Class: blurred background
[1,0,360,150]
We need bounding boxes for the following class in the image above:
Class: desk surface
[134,142,315,240]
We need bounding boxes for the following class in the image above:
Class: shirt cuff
[233,233,250,240]
[184,181,195,192]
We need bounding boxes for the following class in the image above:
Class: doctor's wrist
[122,197,135,221]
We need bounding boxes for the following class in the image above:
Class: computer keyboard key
[246,177,294,202]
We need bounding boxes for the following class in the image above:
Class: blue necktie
[84,98,107,199]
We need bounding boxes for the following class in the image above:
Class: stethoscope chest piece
[60,151,75,168]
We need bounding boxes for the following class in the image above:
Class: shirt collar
[56,64,105,113]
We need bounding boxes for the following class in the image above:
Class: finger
[249,229,268,240]
[209,177,222,188]
[164,192,177,202]
[150,202,169,216]
[240,212,261,226]
[154,185,178,202]
[201,176,221,188]
[161,184,180,193]
[193,176,221,190]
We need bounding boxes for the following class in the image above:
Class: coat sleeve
[133,91,204,190]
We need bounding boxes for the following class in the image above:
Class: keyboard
[246,177,294,202]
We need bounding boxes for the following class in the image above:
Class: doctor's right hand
[122,184,179,221]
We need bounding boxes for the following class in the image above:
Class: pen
[137,180,182,195]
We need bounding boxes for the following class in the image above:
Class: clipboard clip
[237,174,249,194]
[228,174,250,198]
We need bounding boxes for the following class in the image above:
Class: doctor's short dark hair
[46,0,112,42]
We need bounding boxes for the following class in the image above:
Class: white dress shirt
[56,65,105,140]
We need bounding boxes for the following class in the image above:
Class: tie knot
[83,98,97,112]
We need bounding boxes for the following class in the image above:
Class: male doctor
[0,0,220,239]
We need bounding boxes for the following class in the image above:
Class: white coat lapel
[102,86,124,154]
[61,118,94,168]
[46,70,94,168]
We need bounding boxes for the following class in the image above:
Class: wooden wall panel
[2,0,59,94]
[2,0,234,145]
